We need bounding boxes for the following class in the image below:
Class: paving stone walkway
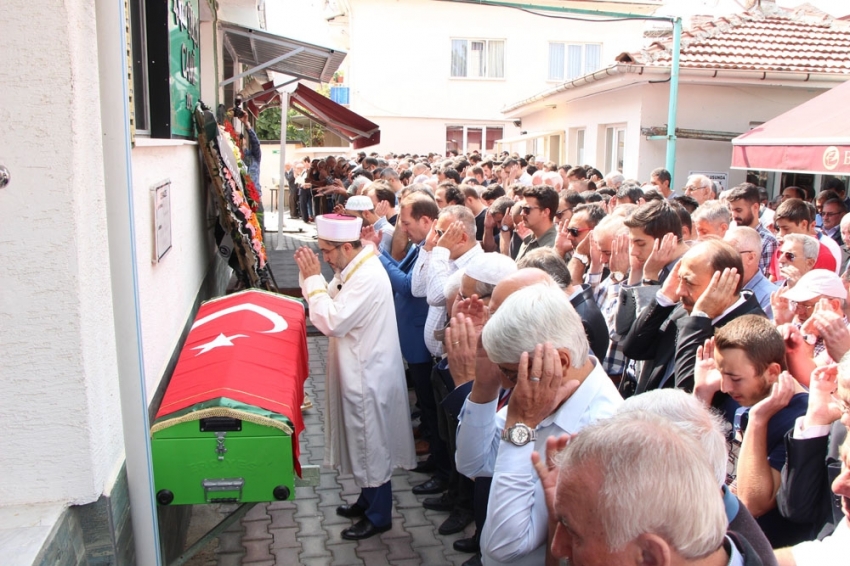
[186,211,477,566]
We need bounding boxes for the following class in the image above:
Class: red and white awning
[731,80,850,174]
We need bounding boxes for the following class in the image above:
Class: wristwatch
[501,423,537,446]
[572,253,589,265]
[611,271,626,283]
[500,225,512,232]
[641,278,660,286]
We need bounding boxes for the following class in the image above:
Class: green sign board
[169,0,200,138]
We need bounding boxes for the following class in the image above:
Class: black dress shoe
[336,503,366,518]
[422,492,454,512]
[341,518,391,540]
[411,459,436,474]
[453,536,480,554]
[412,476,448,495]
[439,508,474,535]
[462,553,482,566]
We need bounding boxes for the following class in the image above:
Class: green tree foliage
[255,108,325,147]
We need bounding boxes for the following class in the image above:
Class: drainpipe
[94,1,162,564]
[665,17,682,187]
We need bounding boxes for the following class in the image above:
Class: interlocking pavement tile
[354,549,392,566]
[241,538,273,563]
[294,515,324,538]
[316,488,345,508]
[319,472,340,490]
[355,531,388,552]
[319,504,352,527]
[416,545,449,565]
[445,551,475,566]
[328,542,364,566]
[293,498,320,518]
[268,507,297,529]
[299,535,333,558]
[243,504,271,522]
[295,485,319,500]
[216,531,244,554]
[393,489,423,509]
[397,505,431,528]
[338,477,361,496]
[242,518,274,541]
[269,526,300,550]
[267,499,296,512]
[379,520,409,540]
[406,524,441,549]
[272,548,310,564]
[384,536,417,561]
[299,556,332,566]
[216,552,246,566]
[390,474,413,492]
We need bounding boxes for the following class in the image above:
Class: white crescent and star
[191,302,288,356]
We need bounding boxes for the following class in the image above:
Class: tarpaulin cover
[154,289,309,472]
[246,82,381,149]
[731,80,850,174]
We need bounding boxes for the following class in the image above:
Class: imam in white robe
[300,247,416,487]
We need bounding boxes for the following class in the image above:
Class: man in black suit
[622,239,765,396]
[777,360,850,543]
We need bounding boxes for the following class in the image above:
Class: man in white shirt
[456,282,621,565]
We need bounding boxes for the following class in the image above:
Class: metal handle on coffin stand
[202,478,245,503]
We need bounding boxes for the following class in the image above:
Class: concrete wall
[0,0,124,507]
[518,79,830,186]
[0,0,220,510]
[346,0,644,153]
[130,143,215,402]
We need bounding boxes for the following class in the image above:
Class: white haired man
[684,174,716,206]
[544,411,765,564]
[455,283,622,564]
[693,200,733,240]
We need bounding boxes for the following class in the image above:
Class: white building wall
[0,0,123,505]
[346,0,645,153]
[130,144,213,402]
[637,82,830,187]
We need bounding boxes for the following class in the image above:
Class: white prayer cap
[464,253,517,285]
[316,214,363,243]
[345,195,374,211]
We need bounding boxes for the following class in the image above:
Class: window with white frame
[446,125,504,154]
[604,125,626,174]
[451,39,505,78]
[548,42,601,81]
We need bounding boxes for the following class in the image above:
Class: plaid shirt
[755,223,778,277]
[587,271,627,378]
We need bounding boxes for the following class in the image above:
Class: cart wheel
[157,490,175,505]
[273,485,290,500]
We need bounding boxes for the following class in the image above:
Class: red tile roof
[616,6,850,74]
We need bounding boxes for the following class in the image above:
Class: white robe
[301,247,416,487]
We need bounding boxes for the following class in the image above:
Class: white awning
[220,21,346,85]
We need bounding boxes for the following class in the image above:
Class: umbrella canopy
[731,80,850,174]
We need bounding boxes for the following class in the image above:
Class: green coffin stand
[151,400,296,506]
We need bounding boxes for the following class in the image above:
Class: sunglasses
[521,205,541,215]
[567,227,590,238]
[780,251,796,262]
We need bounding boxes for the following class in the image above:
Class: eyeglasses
[458,290,491,301]
[318,243,345,254]
[683,185,707,193]
[789,300,817,313]
[823,211,844,218]
[780,251,797,262]
[521,205,541,215]
[554,208,569,220]
[832,393,850,416]
[567,227,590,238]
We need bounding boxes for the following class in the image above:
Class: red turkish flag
[155,290,309,470]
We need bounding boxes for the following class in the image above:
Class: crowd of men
[295,150,850,566]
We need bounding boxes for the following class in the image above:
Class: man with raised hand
[295,214,415,540]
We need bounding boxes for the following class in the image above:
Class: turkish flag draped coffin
[155,290,309,471]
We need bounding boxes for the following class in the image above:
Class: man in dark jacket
[622,239,765,395]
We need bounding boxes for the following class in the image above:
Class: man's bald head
[489,268,555,314]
